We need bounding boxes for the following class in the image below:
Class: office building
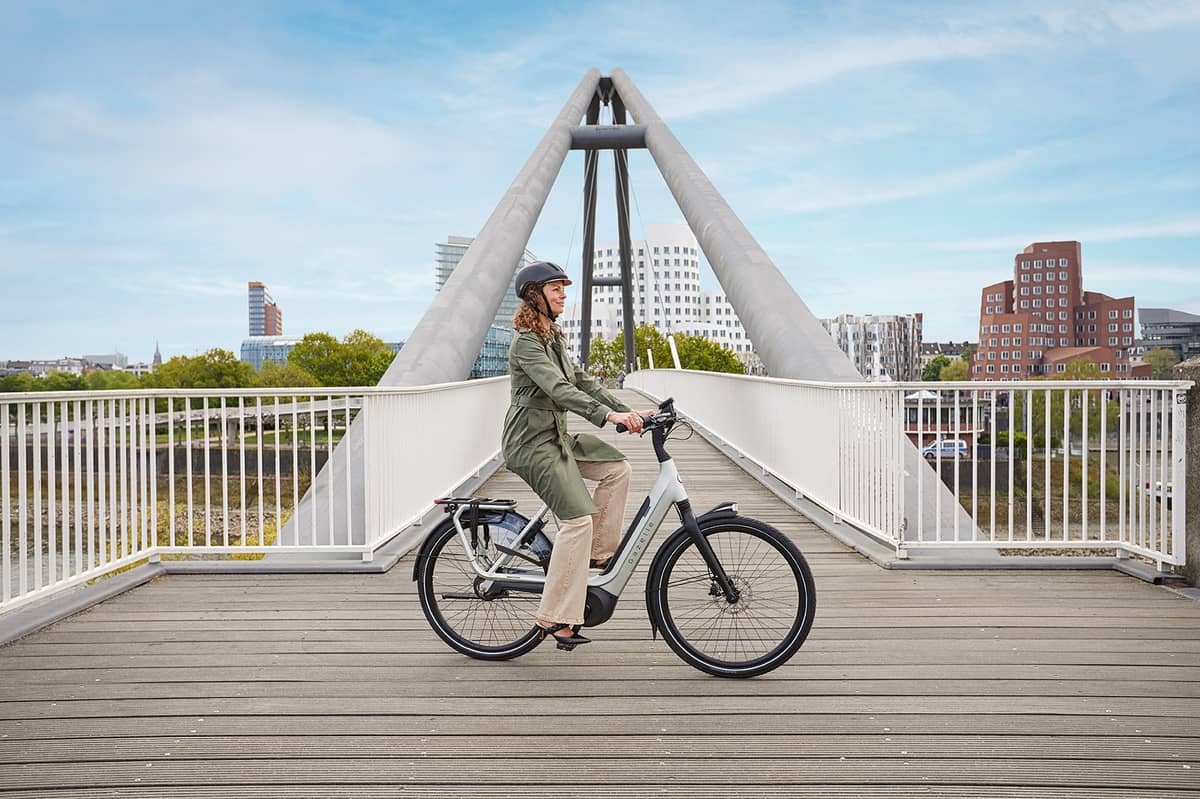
[248,281,283,336]
[559,223,756,362]
[821,313,924,381]
[1138,307,1200,361]
[435,236,537,330]
[970,241,1150,380]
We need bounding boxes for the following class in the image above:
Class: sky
[1,0,1198,363]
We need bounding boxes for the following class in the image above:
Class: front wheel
[647,516,816,678]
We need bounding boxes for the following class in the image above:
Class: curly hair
[512,298,558,343]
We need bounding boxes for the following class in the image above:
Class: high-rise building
[970,241,1150,380]
[248,281,283,336]
[559,223,755,363]
[821,313,924,381]
[434,235,537,377]
[435,236,537,330]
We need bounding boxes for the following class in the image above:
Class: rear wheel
[648,517,815,678]
[416,520,542,660]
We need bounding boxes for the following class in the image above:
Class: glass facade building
[435,235,536,378]
[471,325,515,379]
[240,336,304,370]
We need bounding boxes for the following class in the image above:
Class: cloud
[751,145,1048,215]
[933,216,1200,251]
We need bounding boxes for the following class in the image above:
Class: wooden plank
[1,712,1192,740]
[2,695,1198,720]
[2,678,1197,702]
[2,757,1198,790]
[3,734,1199,764]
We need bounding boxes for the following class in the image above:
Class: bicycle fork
[676,500,740,603]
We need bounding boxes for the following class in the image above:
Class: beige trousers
[536,459,632,627]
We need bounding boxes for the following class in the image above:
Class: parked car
[921,439,969,459]
[1144,480,1173,510]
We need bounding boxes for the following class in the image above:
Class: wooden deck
[2,390,1199,797]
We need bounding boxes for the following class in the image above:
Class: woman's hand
[607,410,644,433]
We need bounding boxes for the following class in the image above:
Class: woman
[502,261,650,651]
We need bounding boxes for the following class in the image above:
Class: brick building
[970,241,1150,380]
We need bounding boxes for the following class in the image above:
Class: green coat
[502,329,632,520]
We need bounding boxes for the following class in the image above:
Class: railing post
[1174,359,1199,586]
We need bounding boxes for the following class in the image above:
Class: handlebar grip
[615,415,652,434]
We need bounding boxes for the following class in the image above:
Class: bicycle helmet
[514,261,572,300]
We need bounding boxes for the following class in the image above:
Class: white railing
[0,378,508,614]
[629,370,1190,568]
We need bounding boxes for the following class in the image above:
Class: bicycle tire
[416,519,542,660]
[648,516,815,678]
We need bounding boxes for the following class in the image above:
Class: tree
[256,360,321,388]
[960,346,973,363]
[83,370,141,391]
[287,330,395,386]
[587,335,622,378]
[608,325,743,374]
[147,349,256,389]
[939,360,969,381]
[922,354,951,381]
[1146,347,1180,379]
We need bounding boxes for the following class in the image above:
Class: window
[1021,261,1029,269]
[1001,364,1009,373]
[1059,271,1068,280]
[1013,351,1022,359]
[1109,310,1119,319]
[1033,300,1042,308]
[1100,363,1111,372]
[1020,300,1029,309]
[991,325,999,333]
[1123,337,1132,345]
[1060,259,1068,267]
[1034,287,1042,295]
[987,364,995,373]
[989,338,998,346]
[1035,260,1043,268]
[1002,337,1010,346]
[1123,309,1133,318]
[1123,323,1132,332]
[1057,364,1066,373]
[1109,337,1118,346]
[1109,323,1118,332]
[1021,274,1030,283]
[1021,287,1030,296]
[1013,363,1022,372]
[1088,311,1096,319]
[1001,351,1009,360]
[1034,273,1042,282]
[987,352,996,360]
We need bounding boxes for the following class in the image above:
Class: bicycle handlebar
[615,398,676,434]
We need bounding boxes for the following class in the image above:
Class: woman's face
[541,280,568,316]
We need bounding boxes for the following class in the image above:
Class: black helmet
[514,261,572,300]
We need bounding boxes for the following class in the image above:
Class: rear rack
[433,496,518,513]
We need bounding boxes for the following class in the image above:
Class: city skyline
[2,2,1198,360]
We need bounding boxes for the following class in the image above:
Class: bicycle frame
[451,454,690,599]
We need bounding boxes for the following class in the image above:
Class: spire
[152,340,162,368]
